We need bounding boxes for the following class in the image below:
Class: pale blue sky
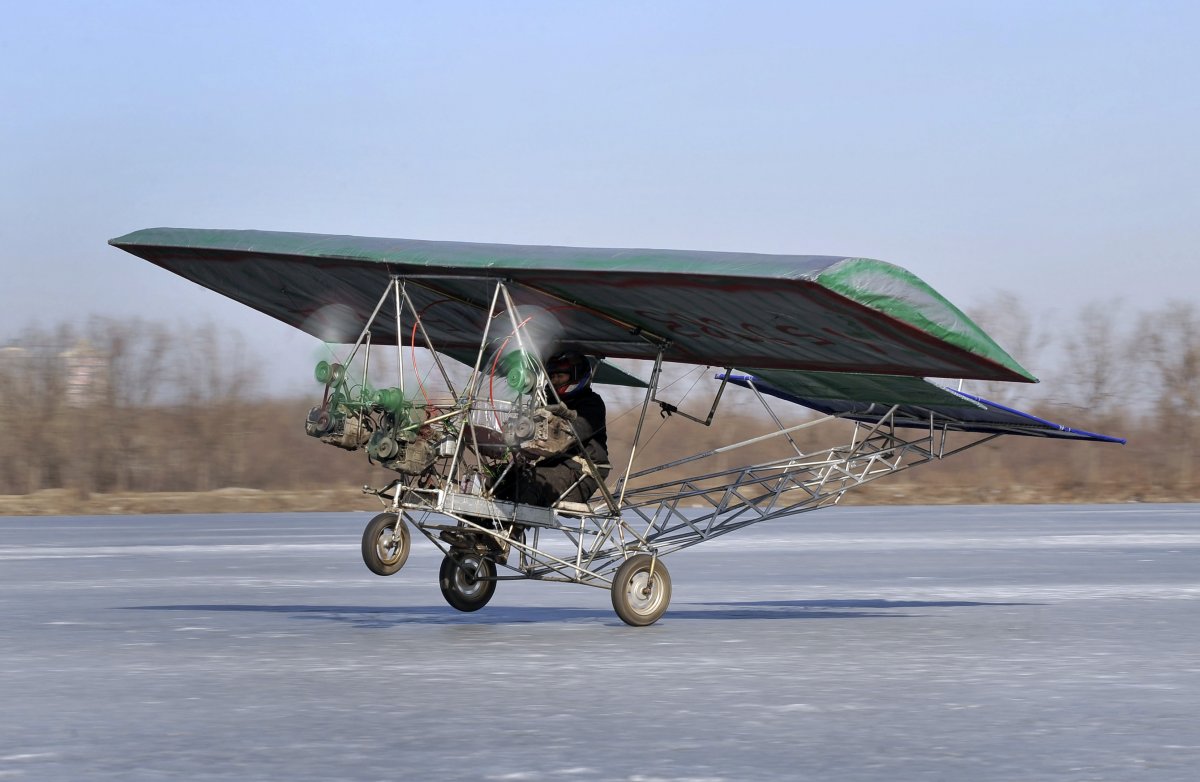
[2,1,1197,393]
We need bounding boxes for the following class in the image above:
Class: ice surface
[1,505,1198,781]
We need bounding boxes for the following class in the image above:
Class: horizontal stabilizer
[722,372,1125,444]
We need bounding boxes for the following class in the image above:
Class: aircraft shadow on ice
[122,598,1033,627]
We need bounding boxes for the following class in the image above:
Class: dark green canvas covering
[110,228,1036,385]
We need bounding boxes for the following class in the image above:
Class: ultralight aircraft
[110,229,1124,625]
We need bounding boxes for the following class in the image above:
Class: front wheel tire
[611,554,671,626]
[361,513,410,576]
[439,553,497,612]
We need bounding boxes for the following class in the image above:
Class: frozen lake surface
[2,504,1198,781]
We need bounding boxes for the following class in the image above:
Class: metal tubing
[399,282,458,397]
[343,279,397,369]
[616,350,665,508]
[393,277,404,394]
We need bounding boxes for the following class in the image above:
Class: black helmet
[546,351,594,399]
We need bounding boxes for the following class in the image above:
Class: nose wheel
[361,513,410,576]
[611,554,671,626]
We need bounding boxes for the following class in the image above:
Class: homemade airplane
[111,228,1124,625]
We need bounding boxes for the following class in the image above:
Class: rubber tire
[361,512,410,576]
[611,554,672,626]
[439,552,497,612]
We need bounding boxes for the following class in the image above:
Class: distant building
[0,339,113,408]
[62,340,111,408]
[0,345,29,377]
[0,346,29,412]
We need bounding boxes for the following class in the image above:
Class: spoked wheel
[439,552,497,612]
[611,554,672,626]
[361,512,411,576]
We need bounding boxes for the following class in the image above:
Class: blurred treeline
[0,319,390,496]
[1,296,1197,502]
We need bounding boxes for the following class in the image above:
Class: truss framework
[351,277,1001,591]
[380,408,997,589]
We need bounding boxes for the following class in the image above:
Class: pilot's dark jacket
[495,387,609,507]
[545,387,608,466]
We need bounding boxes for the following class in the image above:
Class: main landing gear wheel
[611,554,672,626]
[361,512,410,576]
[439,553,497,612]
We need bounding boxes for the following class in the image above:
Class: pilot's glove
[545,403,578,421]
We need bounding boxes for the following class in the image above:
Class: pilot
[495,350,609,507]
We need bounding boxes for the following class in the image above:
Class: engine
[304,361,438,476]
[304,404,372,450]
[365,414,438,476]
[503,404,576,458]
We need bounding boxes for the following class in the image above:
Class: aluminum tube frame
[345,275,1012,590]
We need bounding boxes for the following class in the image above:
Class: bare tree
[1135,300,1200,489]
[85,318,175,492]
[12,325,74,493]
[962,291,1054,407]
[1058,299,1135,419]
[1042,299,1136,486]
[168,322,261,490]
